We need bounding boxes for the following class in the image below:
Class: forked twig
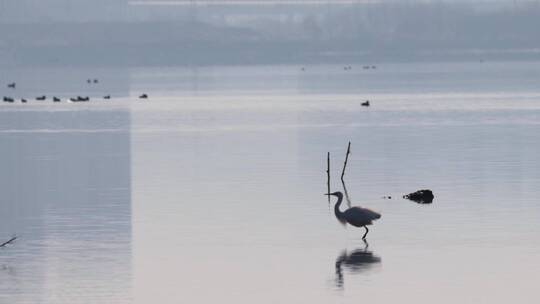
[341,141,351,181]
[341,178,352,208]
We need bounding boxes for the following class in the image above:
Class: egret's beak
[324,193,331,196]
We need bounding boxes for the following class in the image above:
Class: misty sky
[0,0,527,23]
[1,0,539,66]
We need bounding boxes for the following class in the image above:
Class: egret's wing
[344,207,381,226]
[360,208,382,220]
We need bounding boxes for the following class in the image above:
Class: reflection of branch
[340,142,352,207]
[341,178,352,208]
[341,141,351,181]
[0,236,17,248]
[335,256,344,288]
[326,152,331,203]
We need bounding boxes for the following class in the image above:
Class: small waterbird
[326,191,381,239]
[139,94,148,99]
[69,96,89,102]
[7,82,16,89]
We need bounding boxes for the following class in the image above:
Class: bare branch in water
[342,179,352,208]
[341,141,351,181]
[327,152,331,203]
[0,236,17,248]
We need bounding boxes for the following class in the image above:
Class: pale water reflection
[0,109,131,304]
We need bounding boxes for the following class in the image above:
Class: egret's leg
[362,226,369,240]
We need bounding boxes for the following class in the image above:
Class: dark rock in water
[403,189,434,204]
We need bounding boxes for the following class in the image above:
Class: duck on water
[326,191,381,240]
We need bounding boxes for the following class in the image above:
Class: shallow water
[1,62,540,303]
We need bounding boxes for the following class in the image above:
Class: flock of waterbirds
[4,65,374,106]
[301,64,377,72]
[2,81,149,104]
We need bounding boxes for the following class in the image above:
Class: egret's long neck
[334,193,344,219]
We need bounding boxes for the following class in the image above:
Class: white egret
[326,191,381,239]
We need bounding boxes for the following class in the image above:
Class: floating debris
[403,189,434,204]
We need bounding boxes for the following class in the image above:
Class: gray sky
[1,0,539,66]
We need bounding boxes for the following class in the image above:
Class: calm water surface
[1,62,539,303]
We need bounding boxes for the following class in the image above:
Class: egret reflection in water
[335,241,381,288]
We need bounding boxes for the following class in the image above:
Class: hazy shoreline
[3,46,540,68]
[3,1,540,67]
